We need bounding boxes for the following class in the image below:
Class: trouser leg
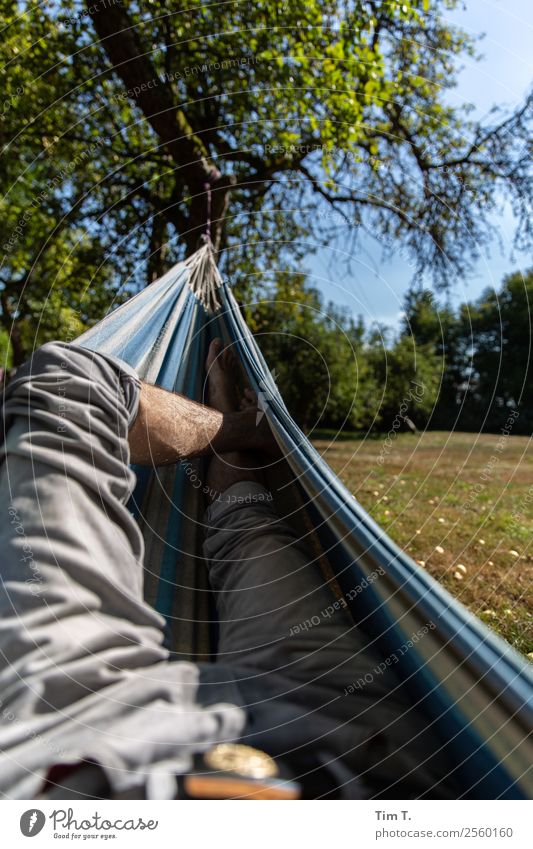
[0,342,163,685]
[202,481,457,798]
[203,482,396,696]
[0,342,244,799]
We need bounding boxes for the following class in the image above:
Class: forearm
[128,381,260,465]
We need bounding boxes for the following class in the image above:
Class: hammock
[78,242,533,800]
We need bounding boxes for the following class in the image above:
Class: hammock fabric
[78,242,533,800]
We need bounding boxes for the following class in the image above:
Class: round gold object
[204,744,278,779]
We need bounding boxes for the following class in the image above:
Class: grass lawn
[312,431,533,656]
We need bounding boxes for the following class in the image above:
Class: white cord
[184,242,223,312]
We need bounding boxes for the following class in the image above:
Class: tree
[249,272,444,434]
[401,287,468,429]
[85,0,533,281]
[467,269,533,431]
[401,271,533,433]
[0,1,152,364]
[2,0,533,364]
[367,331,440,430]
[247,271,375,431]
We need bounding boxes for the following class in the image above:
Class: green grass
[312,430,533,656]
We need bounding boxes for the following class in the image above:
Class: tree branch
[87,2,234,253]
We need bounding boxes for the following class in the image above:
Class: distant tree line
[1,257,529,436]
[249,268,533,435]
[403,268,533,435]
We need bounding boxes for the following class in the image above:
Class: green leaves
[247,271,440,432]
[1,0,531,363]
[402,271,533,433]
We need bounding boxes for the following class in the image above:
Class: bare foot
[204,340,260,499]
[205,338,241,413]
[206,339,280,456]
[239,387,258,411]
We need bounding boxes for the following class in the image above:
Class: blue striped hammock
[78,243,533,799]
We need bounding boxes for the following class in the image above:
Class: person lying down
[0,339,460,799]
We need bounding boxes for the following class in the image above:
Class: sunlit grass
[313,431,533,656]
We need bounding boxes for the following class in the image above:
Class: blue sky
[307,0,533,331]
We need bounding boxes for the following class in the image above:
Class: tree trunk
[10,328,25,368]
[88,4,235,254]
[184,173,237,258]
[1,292,25,367]
[146,216,169,285]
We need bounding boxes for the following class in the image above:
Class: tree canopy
[1,0,532,364]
